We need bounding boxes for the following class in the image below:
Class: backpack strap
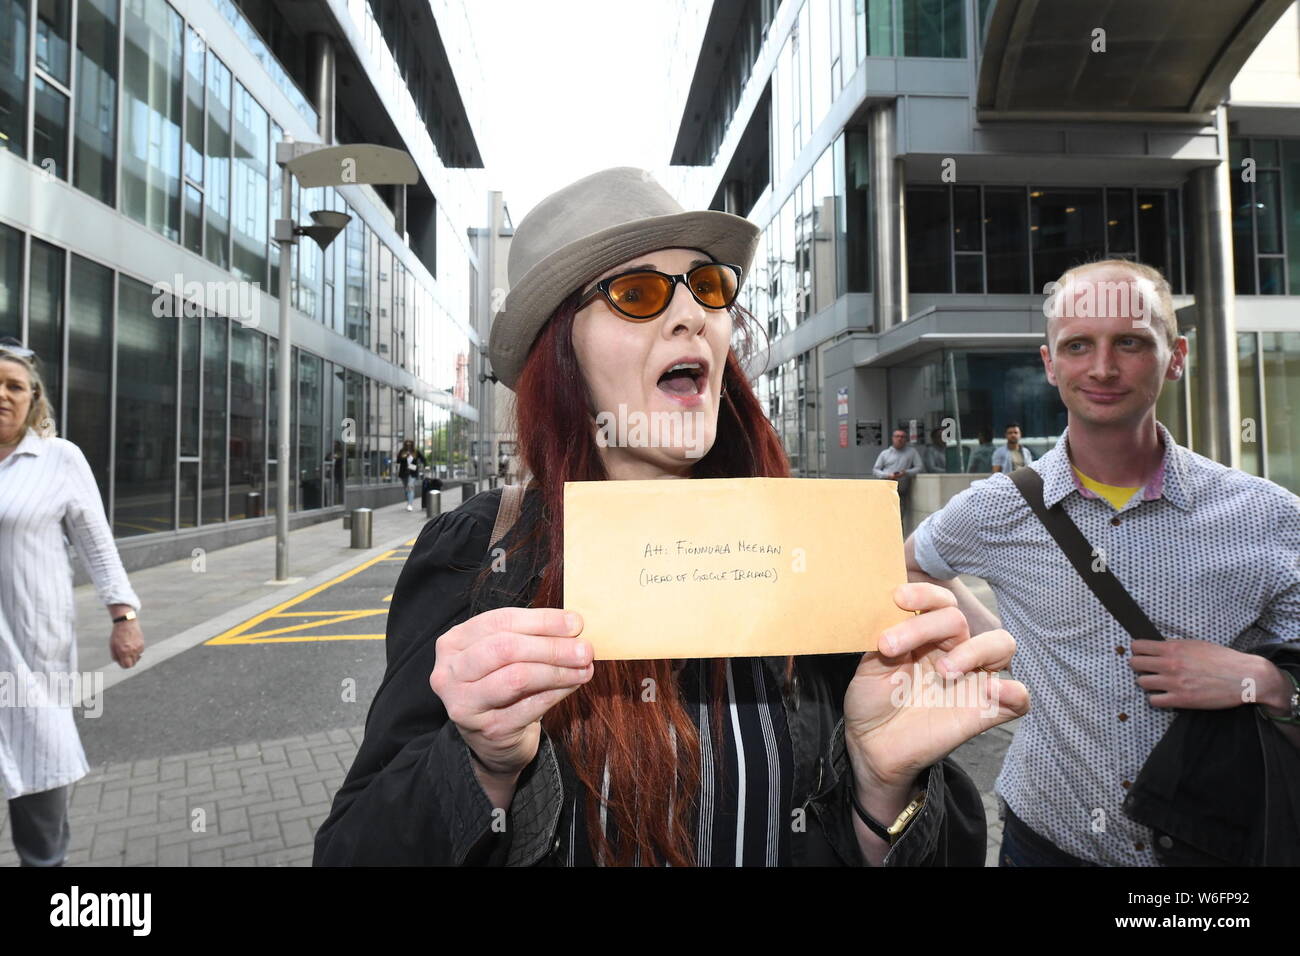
[488,480,528,551]
[1008,467,1163,642]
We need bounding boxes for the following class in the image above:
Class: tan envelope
[563,477,913,660]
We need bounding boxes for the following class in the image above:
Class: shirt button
[1134,841,1146,851]
[1121,780,1131,789]
[1110,517,1121,526]
[1158,835,1174,849]
[1115,646,1126,655]
[1118,713,1129,722]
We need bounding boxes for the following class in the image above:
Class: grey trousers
[7,785,70,866]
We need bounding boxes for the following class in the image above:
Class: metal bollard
[350,508,373,548]
[342,511,351,530]
[424,489,441,519]
[246,491,263,518]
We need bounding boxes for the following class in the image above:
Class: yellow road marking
[382,593,393,602]
[208,547,402,646]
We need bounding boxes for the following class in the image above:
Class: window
[1262,332,1300,493]
[953,185,983,293]
[35,0,71,83]
[0,223,23,343]
[345,210,367,345]
[204,53,232,269]
[269,121,282,294]
[0,0,30,158]
[266,336,278,515]
[228,323,264,519]
[122,0,183,242]
[1031,187,1104,292]
[202,313,227,523]
[906,186,951,293]
[27,239,65,421]
[984,187,1029,293]
[66,254,112,502]
[72,0,118,205]
[178,308,199,527]
[297,349,322,508]
[1231,137,1290,295]
[32,74,69,179]
[901,0,964,58]
[114,275,177,537]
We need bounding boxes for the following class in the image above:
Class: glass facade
[73,0,118,205]
[906,185,1187,294]
[114,274,177,537]
[0,0,481,547]
[1232,137,1300,295]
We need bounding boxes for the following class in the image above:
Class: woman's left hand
[844,583,1029,795]
[110,620,145,669]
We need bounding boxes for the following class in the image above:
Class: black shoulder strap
[1009,467,1164,642]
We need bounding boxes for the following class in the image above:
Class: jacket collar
[1039,421,1190,511]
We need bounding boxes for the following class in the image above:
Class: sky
[461,0,696,225]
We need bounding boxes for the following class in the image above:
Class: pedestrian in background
[992,423,1034,473]
[396,439,427,512]
[0,343,145,866]
[965,429,995,473]
[873,427,924,523]
[923,426,949,473]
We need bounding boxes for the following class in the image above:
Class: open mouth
[656,359,709,398]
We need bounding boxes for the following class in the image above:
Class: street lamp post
[272,138,419,582]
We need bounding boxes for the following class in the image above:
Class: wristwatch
[1265,669,1300,725]
[849,780,926,844]
[112,609,137,624]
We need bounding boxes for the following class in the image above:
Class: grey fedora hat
[488,166,760,390]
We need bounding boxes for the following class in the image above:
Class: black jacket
[396,450,426,479]
[1122,643,1300,866]
[313,487,988,866]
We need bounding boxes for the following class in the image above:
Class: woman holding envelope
[315,168,1028,867]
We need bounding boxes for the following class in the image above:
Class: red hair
[496,290,790,866]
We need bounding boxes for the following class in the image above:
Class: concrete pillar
[1190,106,1240,468]
[869,103,907,330]
[308,34,336,145]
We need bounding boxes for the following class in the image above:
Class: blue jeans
[403,475,416,507]
[998,805,1097,867]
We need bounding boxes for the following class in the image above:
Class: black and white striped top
[558,657,795,866]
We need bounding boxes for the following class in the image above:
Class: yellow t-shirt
[1072,466,1139,511]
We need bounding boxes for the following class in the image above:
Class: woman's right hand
[430,607,592,779]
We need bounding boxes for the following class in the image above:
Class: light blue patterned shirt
[912,422,1300,865]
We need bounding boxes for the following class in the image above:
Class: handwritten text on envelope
[563,477,913,660]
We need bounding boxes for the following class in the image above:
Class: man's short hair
[1044,258,1179,350]
[1004,422,1021,433]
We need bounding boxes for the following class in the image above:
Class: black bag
[1009,467,1300,866]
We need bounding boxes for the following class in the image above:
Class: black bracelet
[848,778,895,843]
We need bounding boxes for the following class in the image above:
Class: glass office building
[0,0,490,564]
[669,0,1300,493]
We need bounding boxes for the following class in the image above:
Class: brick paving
[0,727,363,867]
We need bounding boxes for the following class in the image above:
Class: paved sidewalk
[0,727,361,867]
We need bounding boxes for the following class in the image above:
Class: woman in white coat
[0,343,145,865]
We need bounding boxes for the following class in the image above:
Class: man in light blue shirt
[873,428,923,523]
[990,423,1034,473]
[905,259,1300,866]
